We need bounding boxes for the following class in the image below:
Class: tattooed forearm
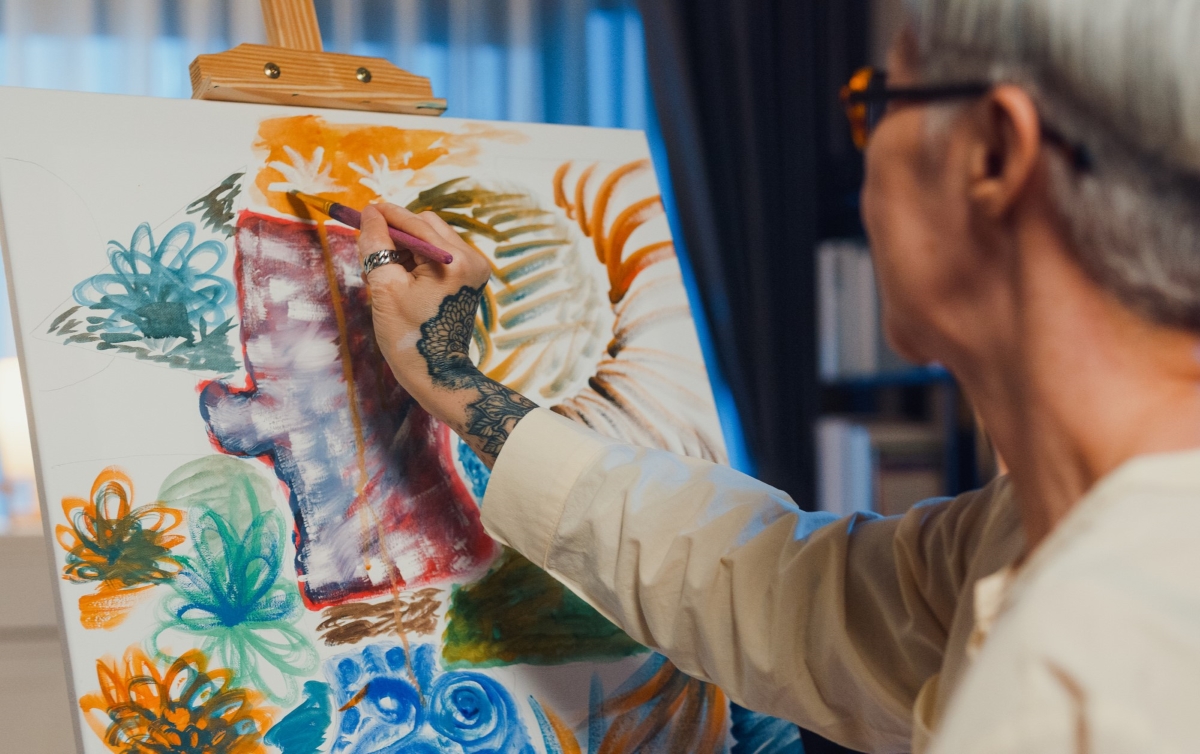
[415,285,536,464]
[464,381,536,459]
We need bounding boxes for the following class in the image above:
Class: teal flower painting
[151,456,317,704]
[48,216,238,372]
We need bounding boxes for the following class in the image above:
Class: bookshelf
[800,0,999,520]
[815,240,995,517]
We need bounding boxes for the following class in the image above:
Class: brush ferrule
[291,191,334,216]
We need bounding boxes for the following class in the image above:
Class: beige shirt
[482,409,1200,753]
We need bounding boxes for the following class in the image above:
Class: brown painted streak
[619,346,704,372]
[613,274,680,321]
[600,359,706,403]
[588,375,671,450]
[339,683,371,712]
[574,392,658,447]
[317,587,441,646]
[597,367,695,429]
[607,306,691,358]
[549,403,595,430]
[607,367,725,462]
[573,395,632,440]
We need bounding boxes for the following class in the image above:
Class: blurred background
[0,3,994,752]
[0,0,994,538]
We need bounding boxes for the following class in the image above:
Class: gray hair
[903,0,1200,331]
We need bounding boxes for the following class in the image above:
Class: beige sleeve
[481,409,1012,754]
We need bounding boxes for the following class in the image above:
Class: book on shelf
[817,239,913,381]
[817,418,945,518]
[816,418,874,517]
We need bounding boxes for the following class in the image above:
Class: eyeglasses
[840,66,1092,171]
[840,67,988,149]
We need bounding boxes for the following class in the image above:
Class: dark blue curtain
[637,0,871,751]
[637,0,869,509]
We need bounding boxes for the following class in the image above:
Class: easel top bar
[191,0,445,116]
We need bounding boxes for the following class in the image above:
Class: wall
[871,0,906,66]
[0,536,75,752]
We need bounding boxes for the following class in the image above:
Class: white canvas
[0,86,798,754]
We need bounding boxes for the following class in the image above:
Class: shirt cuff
[480,408,618,568]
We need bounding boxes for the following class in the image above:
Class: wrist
[399,362,536,468]
[389,354,476,420]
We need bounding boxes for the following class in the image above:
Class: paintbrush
[288,191,455,265]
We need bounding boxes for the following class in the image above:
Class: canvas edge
[629,127,732,460]
[0,167,88,754]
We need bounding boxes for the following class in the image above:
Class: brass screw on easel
[264,62,281,79]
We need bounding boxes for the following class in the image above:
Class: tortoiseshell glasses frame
[840,66,1092,171]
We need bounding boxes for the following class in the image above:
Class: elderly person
[353,0,1200,751]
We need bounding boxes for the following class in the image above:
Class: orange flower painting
[55,468,184,629]
[80,646,275,754]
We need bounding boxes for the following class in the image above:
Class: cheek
[861,145,957,362]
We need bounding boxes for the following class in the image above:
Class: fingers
[358,204,394,261]
[366,202,491,286]
[358,205,415,285]
[372,203,462,252]
[416,210,493,286]
[418,210,464,247]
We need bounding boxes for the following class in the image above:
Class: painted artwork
[0,87,801,753]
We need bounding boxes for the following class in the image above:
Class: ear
[967,85,1043,218]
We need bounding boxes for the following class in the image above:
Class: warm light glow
[0,356,34,482]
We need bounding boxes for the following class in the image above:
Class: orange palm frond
[573,163,598,236]
[609,241,675,304]
[589,159,650,261]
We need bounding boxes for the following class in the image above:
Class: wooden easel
[189,0,447,116]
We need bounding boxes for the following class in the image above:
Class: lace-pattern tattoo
[417,285,483,390]
[415,285,535,461]
[466,381,536,457]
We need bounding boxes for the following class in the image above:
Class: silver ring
[362,249,403,277]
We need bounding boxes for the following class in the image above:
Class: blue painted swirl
[428,673,508,745]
